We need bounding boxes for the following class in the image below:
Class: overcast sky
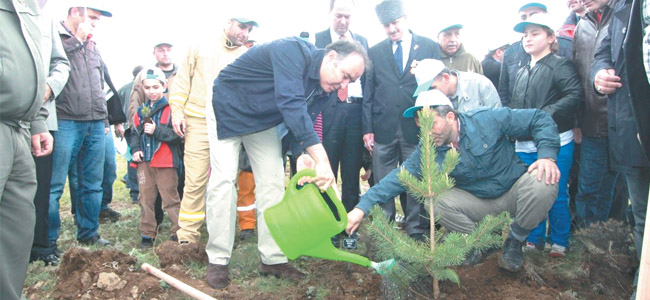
[42,0,571,87]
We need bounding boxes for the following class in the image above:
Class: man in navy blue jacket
[208,37,368,287]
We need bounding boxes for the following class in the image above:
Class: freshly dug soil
[28,221,635,299]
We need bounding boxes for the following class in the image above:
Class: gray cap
[375,0,405,25]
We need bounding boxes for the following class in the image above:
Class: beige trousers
[176,116,210,243]
[205,105,286,265]
[435,170,558,234]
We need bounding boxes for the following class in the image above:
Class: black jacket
[481,55,501,88]
[56,22,107,122]
[499,36,573,107]
[591,0,650,170]
[314,29,368,135]
[511,54,582,133]
[363,33,440,145]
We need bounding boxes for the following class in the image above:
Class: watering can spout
[303,240,372,267]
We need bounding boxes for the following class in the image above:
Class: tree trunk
[428,196,440,299]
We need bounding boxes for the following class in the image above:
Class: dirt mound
[51,247,163,299]
[438,220,636,300]
[156,241,208,268]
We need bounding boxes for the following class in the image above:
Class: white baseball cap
[403,90,453,118]
[412,59,446,97]
[513,13,555,33]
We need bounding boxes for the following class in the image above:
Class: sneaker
[498,237,524,272]
[523,241,543,252]
[140,237,155,249]
[549,244,567,258]
[239,229,254,241]
[79,235,111,246]
[99,208,121,223]
[260,263,305,281]
[206,264,229,289]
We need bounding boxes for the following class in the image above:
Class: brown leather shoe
[206,263,229,289]
[259,263,305,281]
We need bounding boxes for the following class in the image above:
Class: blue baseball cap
[519,2,547,12]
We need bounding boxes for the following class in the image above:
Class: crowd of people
[2,0,650,299]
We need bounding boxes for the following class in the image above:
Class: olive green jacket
[0,0,48,135]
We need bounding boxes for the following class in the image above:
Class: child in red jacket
[130,68,181,248]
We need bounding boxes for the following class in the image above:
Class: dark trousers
[322,102,363,212]
[624,169,650,261]
[31,151,56,260]
[372,127,425,235]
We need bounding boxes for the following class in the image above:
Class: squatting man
[345,90,561,272]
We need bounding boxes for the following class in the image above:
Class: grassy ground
[25,154,187,298]
[23,154,371,300]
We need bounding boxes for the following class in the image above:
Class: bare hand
[172,119,186,138]
[43,84,53,102]
[132,151,143,162]
[144,122,156,135]
[304,144,337,192]
[31,132,53,157]
[114,123,125,138]
[363,133,375,153]
[594,68,621,95]
[527,158,560,185]
[104,127,109,135]
[346,208,365,235]
[296,153,315,171]
[572,128,582,145]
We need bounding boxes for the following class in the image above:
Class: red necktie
[337,34,348,102]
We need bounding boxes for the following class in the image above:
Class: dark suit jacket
[314,29,369,136]
[363,33,440,145]
[591,0,650,169]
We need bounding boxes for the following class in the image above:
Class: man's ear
[446,111,455,122]
[326,50,338,62]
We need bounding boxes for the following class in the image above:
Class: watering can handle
[288,168,348,225]
[288,168,317,191]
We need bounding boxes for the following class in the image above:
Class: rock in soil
[97,272,126,291]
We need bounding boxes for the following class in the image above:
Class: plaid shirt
[641,0,650,82]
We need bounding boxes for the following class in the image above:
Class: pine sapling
[366,106,511,299]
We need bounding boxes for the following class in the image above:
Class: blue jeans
[69,131,116,212]
[101,132,117,211]
[575,136,619,227]
[517,141,574,248]
[48,120,105,242]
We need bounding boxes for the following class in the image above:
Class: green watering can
[264,168,395,274]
